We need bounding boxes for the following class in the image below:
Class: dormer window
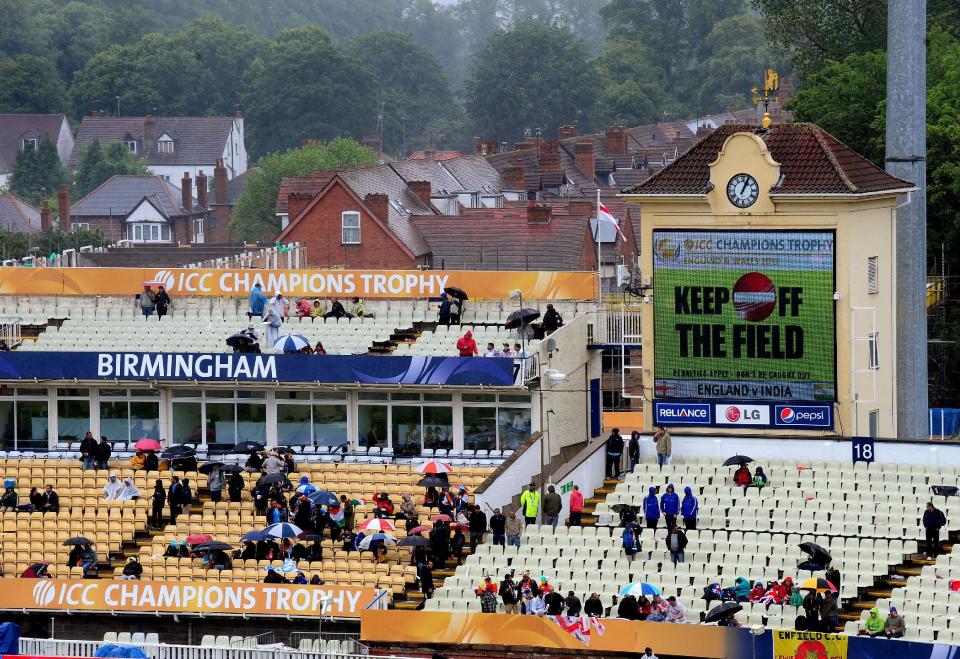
[124,140,137,153]
[21,138,38,151]
[157,134,174,154]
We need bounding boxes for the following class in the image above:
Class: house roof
[226,168,253,205]
[626,123,914,196]
[71,175,199,219]
[389,159,465,195]
[0,114,68,174]
[440,155,513,193]
[70,116,234,167]
[408,150,462,161]
[0,195,41,232]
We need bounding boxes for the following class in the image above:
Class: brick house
[0,114,74,187]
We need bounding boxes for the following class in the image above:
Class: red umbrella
[408,525,432,535]
[429,514,452,523]
[186,534,213,545]
[359,518,395,532]
[135,438,162,451]
[418,460,454,475]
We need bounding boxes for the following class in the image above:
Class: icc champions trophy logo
[33,580,57,606]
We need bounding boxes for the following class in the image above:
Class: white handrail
[18,637,396,659]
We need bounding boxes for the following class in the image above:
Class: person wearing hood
[660,484,679,529]
[680,487,698,530]
[605,428,624,479]
[731,576,751,602]
[733,465,752,487]
[228,472,245,502]
[748,581,766,602]
[628,431,641,472]
[103,472,124,500]
[248,283,267,319]
[117,477,140,501]
[622,522,640,557]
[752,466,768,488]
[642,487,660,529]
[456,330,478,356]
[884,607,905,638]
[664,596,686,623]
[119,556,143,580]
[438,293,451,326]
[263,293,285,347]
[861,607,885,636]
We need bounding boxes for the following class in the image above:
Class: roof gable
[72,175,196,218]
[0,114,69,173]
[0,194,41,232]
[70,116,234,167]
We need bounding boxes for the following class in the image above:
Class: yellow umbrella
[799,577,837,592]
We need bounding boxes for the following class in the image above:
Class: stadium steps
[395,547,477,610]
[579,477,624,527]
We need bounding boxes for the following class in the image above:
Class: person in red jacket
[733,465,752,487]
[569,484,584,526]
[456,330,478,356]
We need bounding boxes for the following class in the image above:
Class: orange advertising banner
[4,579,380,618]
[360,610,740,658]
[0,268,598,300]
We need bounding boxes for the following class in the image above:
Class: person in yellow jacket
[520,482,540,525]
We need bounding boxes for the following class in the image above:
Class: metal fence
[0,316,22,348]
[19,637,388,659]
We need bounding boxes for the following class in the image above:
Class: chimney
[408,180,432,207]
[575,141,595,177]
[364,193,389,221]
[196,170,208,209]
[286,192,313,222]
[503,159,525,190]
[58,184,70,231]
[513,140,534,151]
[214,159,228,205]
[606,125,628,155]
[526,202,552,223]
[144,115,155,153]
[558,125,578,140]
[181,172,192,212]
[539,150,560,172]
[40,200,52,232]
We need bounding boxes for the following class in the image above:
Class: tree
[229,138,378,241]
[73,139,150,199]
[0,55,67,114]
[464,21,599,142]
[341,32,456,157]
[9,138,67,205]
[240,26,380,157]
[596,38,672,126]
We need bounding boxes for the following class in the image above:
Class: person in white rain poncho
[117,477,140,501]
[103,472,124,500]
[263,293,285,348]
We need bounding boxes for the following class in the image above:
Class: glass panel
[16,400,48,449]
[313,404,348,448]
[130,401,160,441]
[277,404,312,446]
[359,392,388,401]
[463,407,496,451]
[498,394,532,404]
[236,403,266,445]
[423,407,453,451]
[358,404,387,448]
[391,393,420,401]
[462,394,495,403]
[100,401,129,443]
[277,391,311,401]
[0,388,11,396]
[172,402,203,445]
[237,391,265,399]
[58,399,90,442]
[171,389,204,399]
[206,402,235,448]
[392,406,421,457]
[130,389,160,397]
[423,394,452,402]
[498,408,531,451]
[57,388,89,397]
[0,401,12,450]
[99,389,127,398]
[16,388,47,397]
[206,390,234,398]
[313,391,347,401]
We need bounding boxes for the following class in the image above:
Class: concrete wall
[549,437,607,524]
[475,435,543,514]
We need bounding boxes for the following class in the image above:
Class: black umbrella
[799,542,832,563]
[219,463,244,473]
[704,601,743,624]
[505,308,540,329]
[722,455,753,466]
[308,490,339,507]
[226,333,256,348]
[932,485,959,497]
[798,560,827,572]
[259,472,289,485]
[162,445,197,459]
[444,286,468,301]
[300,534,325,542]
[198,461,225,474]
[274,446,296,454]
[236,441,265,453]
[418,476,447,488]
[194,541,235,552]
[610,504,640,514]
[398,535,430,547]
[63,536,93,546]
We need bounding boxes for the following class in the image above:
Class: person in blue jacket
[642,486,660,529]
[248,283,267,319]
[680,486,699,530]
[660,483,680,529]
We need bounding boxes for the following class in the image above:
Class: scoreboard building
[623,124,915,438]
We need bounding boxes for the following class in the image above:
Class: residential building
[0,114,74,187]
[0,195,41,233]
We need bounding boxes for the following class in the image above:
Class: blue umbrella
[273,333,310,352]
[358,533,397,550]
[619,582,660,598]
[262,522,303,539]
[240,530,267,542]
[308,490,339,507]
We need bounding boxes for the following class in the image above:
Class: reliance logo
[655,402,711,425]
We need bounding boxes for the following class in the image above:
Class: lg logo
[32,580,56,606]
[725,407,741,422]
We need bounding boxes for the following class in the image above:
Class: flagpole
[596,188,602,306]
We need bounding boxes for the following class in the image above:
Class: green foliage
[0,55,67,113]
[465,21,599,142]
[0,228,110,262]
[9,139,67,205]
[341,32,455,157]
[229,138,378,242]
[240,26,380,157]
[72,139,150,198]
[596,38,672,126]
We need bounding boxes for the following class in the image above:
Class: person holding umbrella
[144,450,159,472]
[438,293,451,326]
[733,464,752,488]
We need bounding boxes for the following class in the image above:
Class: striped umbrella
[273,334,310,352]
[358,533,397,550]
[359,518,395,532]
[417,460,454,475]
[619,582,661,598]
[262,523,303,539]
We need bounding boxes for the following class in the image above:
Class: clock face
[726,173,760,208]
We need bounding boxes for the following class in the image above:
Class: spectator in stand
[500,573,518,613]
[642,486,660,529]
[617,594,639,620]
[584,593,603,617]
[263,295,284,348]
[748,581,766,603]
[861,607,885,637]
[144,450,159,472]
[310,300,325,318]
[731,576,751,602]
[168,476,183,523]
[130,448,146,471]
[468,504,488,551]
[628,431,641,472]
[544,589,565,616]
[117,477,139,500]
[664,596,686,623]
[542,485,562,529]
[325,298,349,319]
[155,286,171,319]
[245,450,265,473]
[119,556,143,580]
[476,576,499,612]
[249,283,267,319]
[924,501,947,558]
[520,483,540,525]
[803,590,823,629]
[565,591,582,616]
[79,431,98,471]
[349,297,365,318]
[0,486,17,511]
[79,544,97,572]
[569,485,583,526]
[752,466,768,488]
[314,342,327,355]
[340,495,355,531]
[606,428,624,479]
[41,485,59,512]
[207,467,223,503]
[660,484,679,529]
[456,330,478,356]
[528,590,546,616]
[506,510,524,547]
[449,296,462,325]
[295,297,312,317]
[421,559,435,599]
[95,436,112,470]
[666,525,688,565]
[489,508,506,546]
[653,425,672,467]
[733,465,752,488]
[501,342,515,358]
[680,487,699,530]
[103,472,123,500]
[228,472,245,503]
[179,478,193,514]
[438,293,451,326]
[622,522,640,558]
[482,342,498,357]
[28,487,42,511]
[139,285,156,317]
[542,304,563,334]
[643,649,659,659]
[884,607,905,638]
[619,504,638,529]
[262,451,286,475]
[647,595,668,622]
[450,525,466,565]
[150,480,165,528]
[820,589,838,631]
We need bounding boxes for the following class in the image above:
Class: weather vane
[752,69,780,129]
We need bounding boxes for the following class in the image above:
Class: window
[21,138,38,151]
[57,387,90,442]
[0,389,49,450]
[868,332,879,370]
[462,393,532,451]
[276,391,348,448]
[342,211,361,244]
[867,256,878,294]
[98,389,160,443]
[128,223,171,243]
[463,407,496,451]
[124,140,137,153]
[868,409,879,438]
[157,139,174,154]
[170,389,266,448]
[358,404,387,448]
[71,223,90,231]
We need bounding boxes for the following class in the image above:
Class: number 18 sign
[852,436,875,463]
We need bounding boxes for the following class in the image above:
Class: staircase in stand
[580,477,624,527]
[395,544,476,611]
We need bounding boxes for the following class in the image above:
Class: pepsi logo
[725,406,741,422]
[732,272,776,322]
[780,407,796,423]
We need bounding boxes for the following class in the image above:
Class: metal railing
[586,307,643,344]
[19,637,388,659]
[288,633,366,655]
[0,316,22,348]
